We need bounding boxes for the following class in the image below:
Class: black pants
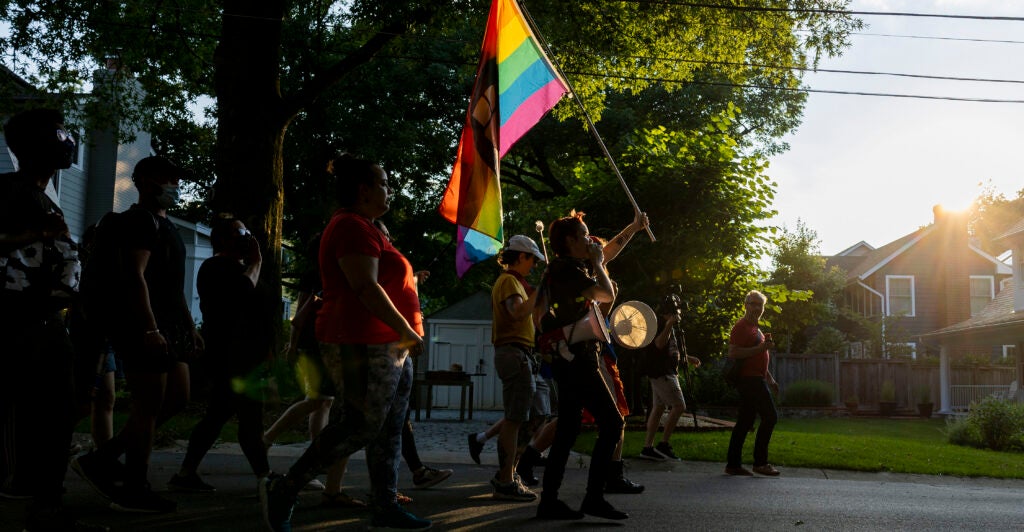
[542,345,624,501]
[0,312,75,507]
[727,377,778,468]
[182,366,268,476]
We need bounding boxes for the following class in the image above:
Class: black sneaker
[490,475,536,502]
[467,433,483,465]
[638,446,666,461]
[70,452,118,500]
[168,473,217,493]
[536,498,584,520]
[656,441,680,461]
[259,473,297,532]
[580,495,628,520]
[109,484,176,513]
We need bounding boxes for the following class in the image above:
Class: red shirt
[315,211,423,344]
[729,317,769,378]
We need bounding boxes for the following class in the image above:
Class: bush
[945,416,982,448]
[781,379,834,407]
[970,397,1024,451]
[805,326,845,354]
[689,362,740,406]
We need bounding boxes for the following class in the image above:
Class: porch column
[939,344,952,414]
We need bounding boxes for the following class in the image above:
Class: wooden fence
[772,353,1018,407]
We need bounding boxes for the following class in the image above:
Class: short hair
[210,213,242,252]
[548,210,586,257]
[4,108,64,161]
[745,290,767,304]
[330,153,381,208]
[497,249,525,267]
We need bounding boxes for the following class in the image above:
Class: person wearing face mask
[72,156,203,514]
[0,108,109,531]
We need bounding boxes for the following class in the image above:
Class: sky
[767,0,1024,256]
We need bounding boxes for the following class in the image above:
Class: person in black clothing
[638,299,701,461]
[169,214,271,491]
[535,210,648,522]
[0,108,107,531]
[72,156,203,514]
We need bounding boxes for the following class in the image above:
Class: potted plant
[878,380,897,417]
[916,384,934,418]
[844,394,859,414]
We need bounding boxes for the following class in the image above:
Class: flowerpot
[917,402,934,418]
[878,401,897,417]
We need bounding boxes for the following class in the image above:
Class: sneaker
[536,498,584,520]
[109,484,176,513]
[752,464,781,476]
[412,466,453,489]
[580,495,628,520]
[638,446,666,461]
[168,473,217,493]
[259,474,296,532]
[656,441,680,461]
[302,478,326,491]
[369,503,431,531]
[724,466,753,476]
[467,433,483,465]
[70,452,118,500]
[490,475,536,502]
[397,492,413,505]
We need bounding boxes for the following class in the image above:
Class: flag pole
[517,0,655,242]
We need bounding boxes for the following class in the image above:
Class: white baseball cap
[506,235,545,262]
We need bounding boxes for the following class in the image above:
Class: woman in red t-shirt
[724,289,780,477]
[259,155,430,532]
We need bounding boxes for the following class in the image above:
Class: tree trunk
[213,0,292,340]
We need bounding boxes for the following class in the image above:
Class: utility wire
[622,0,1024,22]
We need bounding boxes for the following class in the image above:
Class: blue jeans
[727,377,778,468]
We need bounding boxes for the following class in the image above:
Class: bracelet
[144,329,161,336]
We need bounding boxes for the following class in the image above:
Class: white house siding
[425,319,501,410]
[56,166,87,240]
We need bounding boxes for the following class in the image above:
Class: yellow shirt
[491,272,534,347]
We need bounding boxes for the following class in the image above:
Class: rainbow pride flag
[439,0,568,277]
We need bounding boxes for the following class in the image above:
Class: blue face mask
[156,184,180,209]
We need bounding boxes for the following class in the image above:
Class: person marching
[725,289,780,477]
[488,235,546,501]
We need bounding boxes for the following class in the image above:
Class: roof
[825,223,1011,282]
[994,217,1024,243]
[834,241,875,257]
[919,278,1024,343]
[427,289,492,321]
[827,227,932,281]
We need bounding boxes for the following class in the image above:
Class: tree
[0,0,863,344]
[765,220,845,353]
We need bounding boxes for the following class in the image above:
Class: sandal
[320,491,367,509]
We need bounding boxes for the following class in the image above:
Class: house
[826,205,1012,360]
[919,218,1024,414]
[0,65,212,321]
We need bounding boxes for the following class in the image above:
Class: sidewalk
[4,409,1024,531]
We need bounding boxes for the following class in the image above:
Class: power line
[623,0,1024,22]
[564,69,1024,104]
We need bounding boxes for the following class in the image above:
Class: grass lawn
[577,417,1024,479]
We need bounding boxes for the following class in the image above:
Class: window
[886,275,915,317]
[1003,345,1017,361]
[970,276,995,317]
[71,128,85,170]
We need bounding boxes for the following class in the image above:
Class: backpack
[79,209,158,331]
